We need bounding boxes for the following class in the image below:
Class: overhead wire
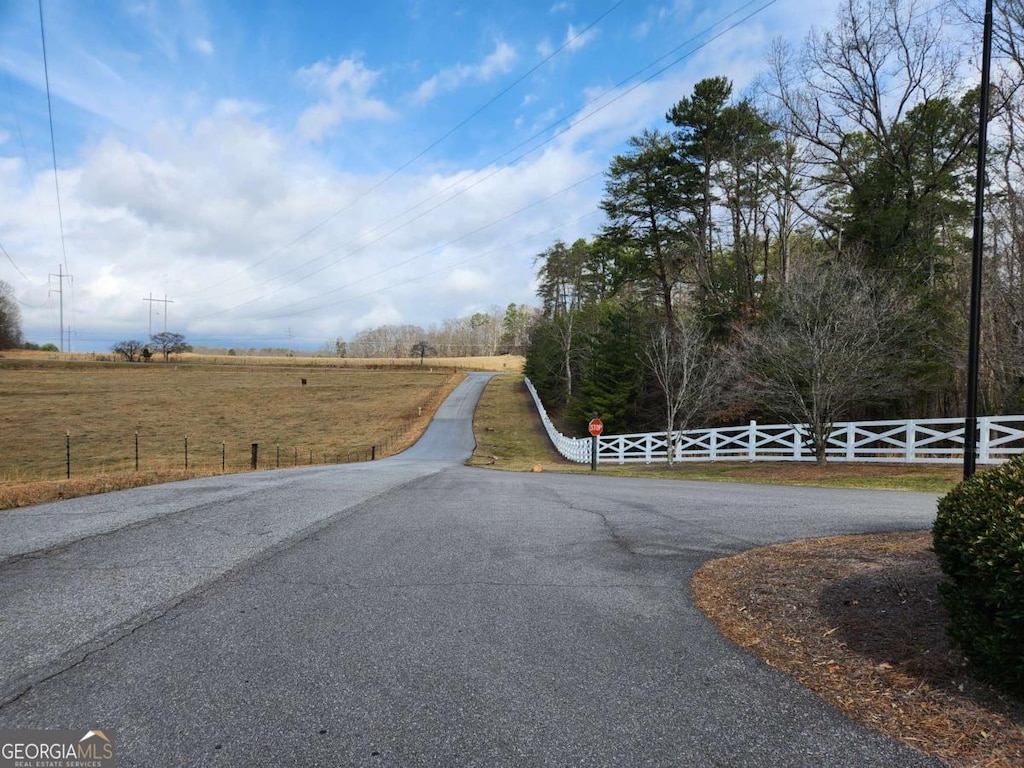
[13,0,781,344]
[188,209,604,348]
[296,210,606,318]
[205,0,780,323]
[182,0,631,301]
[249,172,605,322]
[0,50,47,226]
[240,0,773,309]
[37,0,76,343]
[1,242,47,290]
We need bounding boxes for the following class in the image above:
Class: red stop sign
[588,418,604,437]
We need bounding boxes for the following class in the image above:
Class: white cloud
[295,57,395,141]
[3,86,604,349]
[441,268,491,295]
[414,42,517,102]
[193,37,214,55]
[353,299,403,332]
[564,24,597,53]
[0,0,850,351]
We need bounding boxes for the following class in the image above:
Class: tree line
[525,0,1024,459]
[334,304,535,359]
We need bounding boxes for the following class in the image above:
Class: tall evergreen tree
[601,130,688,331]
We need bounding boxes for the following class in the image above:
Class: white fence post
[523,378,1024,466]
[979,417,990,464]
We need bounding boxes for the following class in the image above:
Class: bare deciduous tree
[767,0,966,223]
[736,261,905,463]
[0,280,23,350]
[643,320,722,465]
[112,339,145,362]
[150,332,188,363]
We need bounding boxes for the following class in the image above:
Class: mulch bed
[691,531,1024,767]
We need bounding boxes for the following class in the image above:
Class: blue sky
[0,0,840,352]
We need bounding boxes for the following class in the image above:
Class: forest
[524,0,1024,452]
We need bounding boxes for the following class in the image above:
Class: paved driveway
[0,373,943,766]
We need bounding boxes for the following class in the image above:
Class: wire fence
[4,373,459,483]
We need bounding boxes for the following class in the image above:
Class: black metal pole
[591,434,598,472]
[965,0,994,480]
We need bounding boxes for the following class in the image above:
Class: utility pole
[143,294,174,336]
[964,0,994,480]
[49,265,71,352]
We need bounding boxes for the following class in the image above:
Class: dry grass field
[0,357,462,508]
[3,349,525,372]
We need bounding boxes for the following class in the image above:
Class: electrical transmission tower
[49,265,72,352]
[143,293,174,336]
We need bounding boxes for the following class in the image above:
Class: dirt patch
[691,531,1024,767]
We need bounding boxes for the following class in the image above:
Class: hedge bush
[932,456,1024,696]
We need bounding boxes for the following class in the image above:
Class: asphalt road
[0,372,944,767]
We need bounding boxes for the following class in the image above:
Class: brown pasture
[0,359,461,497]
[3,349,525,372]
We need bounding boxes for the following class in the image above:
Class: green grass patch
[470,375,961,493]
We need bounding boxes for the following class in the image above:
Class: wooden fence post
[251,443,258,470]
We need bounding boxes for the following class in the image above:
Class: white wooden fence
[524,377,1024,465]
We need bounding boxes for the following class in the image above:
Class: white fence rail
[524,377,1024,465]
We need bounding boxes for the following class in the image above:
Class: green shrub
[932,456,1024,696]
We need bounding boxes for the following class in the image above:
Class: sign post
[588,417,604,472]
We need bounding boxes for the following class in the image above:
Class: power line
[182,0,632,302]
[38,0,76,345]
[0,50,46,218]
[249,174,605,322]
[1,241,46,288]
[37,0,68,279]
[196,0,779,323]
[305,210,606,317]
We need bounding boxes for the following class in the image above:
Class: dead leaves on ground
[691,531,1024,768]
